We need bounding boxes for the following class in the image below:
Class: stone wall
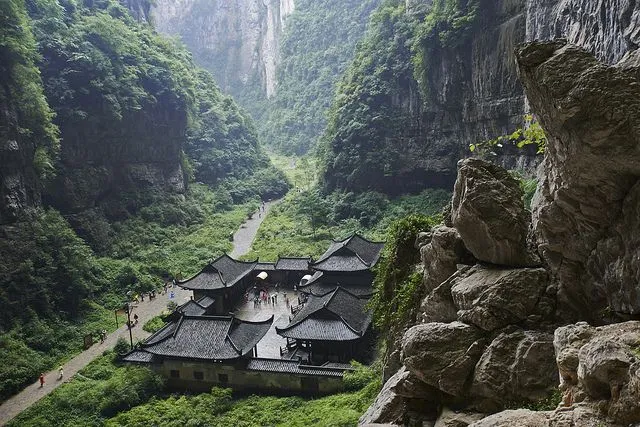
[152,358,345,395]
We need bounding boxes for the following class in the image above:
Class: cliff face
[323,0,640,195]
[526,0,640,64]
[0,93,40,225]
[152,0,294,99]
[362,42,640,426]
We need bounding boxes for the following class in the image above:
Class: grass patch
[10,353,381,427]
[142,316,167,334]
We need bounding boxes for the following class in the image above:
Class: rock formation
[151,0,294,99]
[518,40,640,320]
[0,98,40,225]
[361,42,640,427]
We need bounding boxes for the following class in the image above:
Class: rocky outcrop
[517,41,640,319]
[526,0,640,65]
[451,159,539,267]
[554,322,640,425]
[152,0,294,99]
[360,366,439,425]
[44,103,186,217]
[403,322,487,397]
[470,330,557,409]
[364,41,640,426]
[451,266,548,332]
[0,101,39,225]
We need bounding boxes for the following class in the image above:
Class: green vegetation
[8,352,165,427]
[10,352,381,427]
[370,214,440,353]
[244,183,449,261]
[0,0,59,181]
[320,1,417,194]
[260,0,381,154]
[469,114,548,156]
[0,184,250,401]
[0,0,290,402]
[412,0,479,99]
[142,316,166,334]
[506,388,562,412]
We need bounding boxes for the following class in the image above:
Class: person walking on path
[58,367,64,380]
[39,373,45,388]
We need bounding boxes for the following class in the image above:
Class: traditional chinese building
[276,287,373,363]
[124,313,350,394]
[308,234,384,287]
[177,254,257,313]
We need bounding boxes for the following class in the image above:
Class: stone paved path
[0,200,279,426]
[234,287,299,358]
[230,199,280,258]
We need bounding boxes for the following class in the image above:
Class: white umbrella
[256,271,268,280]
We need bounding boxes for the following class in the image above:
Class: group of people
[248,284,290,309]
[38,366,64,388]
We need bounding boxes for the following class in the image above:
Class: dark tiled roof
[311,234,384,272]
[177,300,207,316]
[246,358,348,377]
[276,287,372,341]
[178,254,257,291]
[275,257,312,271]
[122,350,157,363]
[137,315,273,361]
[254,262,276,271]
[300,281,372,297]
[197,295,216,308]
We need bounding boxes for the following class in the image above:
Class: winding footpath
[0,200,279,426]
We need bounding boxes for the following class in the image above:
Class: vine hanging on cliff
[369,214,439,350]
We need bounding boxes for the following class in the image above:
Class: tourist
[284,292,289,308]
[39,373,45,388]
[100,329,107,343]
[58,366,64,380]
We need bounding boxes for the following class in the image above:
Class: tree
[293,190,331,238]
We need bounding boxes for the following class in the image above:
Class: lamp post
[124,292,134,350]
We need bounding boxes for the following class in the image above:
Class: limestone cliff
[151,0,294,100]
[360,40,640,427]
[323,0,640,195]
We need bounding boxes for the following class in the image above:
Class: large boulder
[420,266,472,324]
[517,41,640,319]
[451,158,539,267]
[402,321,486,396]
[470,330,558,409]
[554,321,640,424]
[450,265,549,331]
[419,226,474,294]
[468,405,626,427]
[359,367,439,426]
[468,409,549,427]
[434,408,485,427]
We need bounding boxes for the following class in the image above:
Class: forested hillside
[259,0,381,154]
[320,0,532,196]
[0,0,288,401]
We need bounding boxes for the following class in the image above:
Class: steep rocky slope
[151,0,294,101]
[322,0,640,196]
[360,42,640,427]
[0,0,58,225]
